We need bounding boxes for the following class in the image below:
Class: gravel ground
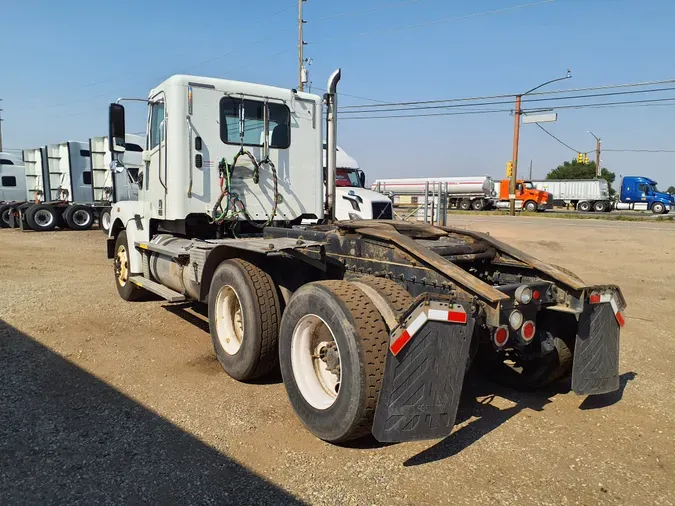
[1,218,674,505]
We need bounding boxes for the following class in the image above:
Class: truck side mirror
[358,170,366,188]
[109,103,126,153]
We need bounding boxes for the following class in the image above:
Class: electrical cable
[534,123,582,153]
[317,0,425,21]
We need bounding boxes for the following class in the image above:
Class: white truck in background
[531,179,611,212]
[325,145,393,220]
[371,176,495,211]
[0,151,27,205]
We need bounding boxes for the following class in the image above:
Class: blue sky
[2,0,675,187]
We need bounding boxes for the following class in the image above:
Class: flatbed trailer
[105,70,626,444]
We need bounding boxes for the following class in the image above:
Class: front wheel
[114,230,143,301]
[279,280,388,443]
[100,207,112,234]
[524,200,538,212]
[652,202,666,214]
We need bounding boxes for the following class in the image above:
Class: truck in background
[0,151,27,207]
[324,145,393,220]
[371,176,495,211]
[491,180,551,212]
[614,176,674,214]
[531,179,611,212]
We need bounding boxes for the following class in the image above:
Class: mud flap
[372,317,475,443]
[572,303,620,395]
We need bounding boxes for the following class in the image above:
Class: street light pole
[509,70,572,216]
[588,131,601,177]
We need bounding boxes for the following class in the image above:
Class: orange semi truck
[493,179,552,212]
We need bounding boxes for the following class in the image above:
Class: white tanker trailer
[371,176,495,211]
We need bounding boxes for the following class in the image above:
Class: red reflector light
[493,327,509,347]
[391,330,412,356]
[533,290,540,300]
[589,293,601,304]
[615,311,625,328]
[521,321,536,342]
[447,310,468,324]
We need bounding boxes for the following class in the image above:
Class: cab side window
[638,183,649,193]
[150,102,165,150]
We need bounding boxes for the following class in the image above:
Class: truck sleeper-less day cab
[107,70,625,444]
[493,179,551,212]
[614,176,674,214]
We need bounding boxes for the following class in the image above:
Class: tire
[471,198,485,211]
[100,207,112,234]
[0,204,12,228]
[65,204,94,230]
[114,230,144,301]
[577,201,591,212]
[26,204,58,232]
[279,280,389,443]
[62,205,75,226]
[524,200,538,212]
[208,259,281,381]
[593,201,607,212]
[652,202,666,214]
[459,199,471,211]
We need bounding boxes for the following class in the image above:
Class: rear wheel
[459,199,472,210]
[279,280,389,443]
[100,207,112,234]
[524,200,538,212]
[471,198,485,211]
[65,204,94,230]
[593,201,607,212]
[114,230,143,301]
[26,204,58,232]
[0,204,12,228]
[577,201,591,212]
[208,259,281,381]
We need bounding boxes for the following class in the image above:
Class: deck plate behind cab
[372,317,475,442]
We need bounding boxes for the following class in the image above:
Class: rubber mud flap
[572,303,620,395]
[372,318,475,442]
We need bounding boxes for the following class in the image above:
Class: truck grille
[372,202,393,219]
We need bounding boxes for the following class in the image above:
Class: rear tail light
[532,290,540,301]
[521,321,536,342]
[493,326,509,348]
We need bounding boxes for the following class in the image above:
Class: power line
[603,148,675,153]
[340,108,512,120]
[317,0,424,21]
[534,123,582,153]
[309,0,554,43]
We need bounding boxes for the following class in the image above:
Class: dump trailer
[372,176,495,211]
[106,70,626,445]
[532,179,611,212]
[89,134,144,233]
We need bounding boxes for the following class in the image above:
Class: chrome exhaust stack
[325,68,341,221]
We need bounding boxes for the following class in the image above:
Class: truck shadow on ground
[0,319,304,505]
[403,370,636,467]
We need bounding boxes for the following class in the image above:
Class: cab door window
[149,102,165,150]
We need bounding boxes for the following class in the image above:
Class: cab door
[146,96,167,216]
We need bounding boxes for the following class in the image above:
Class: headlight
[348,212,360,220]
[515,285,533,304]
[509,310,523,330]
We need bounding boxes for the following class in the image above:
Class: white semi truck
[0,151,27,205]
[3,135,143,231]
[105,70,626,445]
[372,176,495,211]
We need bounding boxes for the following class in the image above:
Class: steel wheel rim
[34,209,54,227]
[72,209,91,226]
[1,209,9,225]
[215,285,244,355]
[101,212,110,230]
[291,314,341,410]
[115,245,129,286]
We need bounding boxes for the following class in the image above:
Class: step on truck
[106,70,626,444]
[4,136,143,231]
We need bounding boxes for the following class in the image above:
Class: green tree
[667,186,675,194]
[546,159,616,196]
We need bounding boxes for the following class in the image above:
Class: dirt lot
[1,217,674,505]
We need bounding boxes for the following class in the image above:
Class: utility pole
[588,131,601,177]
[298,0,307,92]
[0,99,3,153]
[509,70,572,216]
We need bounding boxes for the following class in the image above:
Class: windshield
[523,181,534,189]
[336,168,362,188]
[650,183,660,192]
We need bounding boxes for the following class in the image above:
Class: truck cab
[617,176,673,214]
[497,179,551,212]
[325,145,393,220]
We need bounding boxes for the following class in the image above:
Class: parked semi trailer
[371,176,495,211]
[4,136,144,231]
[532,179,611,212]
[106,70,626,444]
